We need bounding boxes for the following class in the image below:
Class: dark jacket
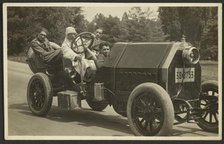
[96,54,106,68]
[30,38,61,64]
[91,38,104,51]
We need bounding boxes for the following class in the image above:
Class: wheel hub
[143,104,156,121]
[201,96,218,113]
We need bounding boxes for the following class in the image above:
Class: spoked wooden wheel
[27,73,53,116]
[132,93,164,135]
[197,80,218,133]
[173,99,189,123]
[127,83,174,136]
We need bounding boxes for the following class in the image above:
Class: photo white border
[3,2,222,141]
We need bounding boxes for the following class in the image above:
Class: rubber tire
[27,73,53,116]
[197,80,218,133]
[86,100,108,111]
[127,83,174,136]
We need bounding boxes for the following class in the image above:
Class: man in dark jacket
[30,28,62,66]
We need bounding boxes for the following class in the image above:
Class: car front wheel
[127,83,174,136]
[197,80,219,133]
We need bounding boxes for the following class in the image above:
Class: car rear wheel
[127,83,174,136]
[86,100,108,111]
[197,80,218,133]
[27,73,53,116]
[112,101,127,117]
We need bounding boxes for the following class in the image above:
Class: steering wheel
[71,32,95,54]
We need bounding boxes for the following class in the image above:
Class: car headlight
[182,47,200,65]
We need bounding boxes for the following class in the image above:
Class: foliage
[7,7,167,56]
[87,13,122,43]
[87,7,167,43]
[158,7,218,60]
[8,6,217,61]
[7,7,87,55]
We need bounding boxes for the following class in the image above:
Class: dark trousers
[46,49,63,73]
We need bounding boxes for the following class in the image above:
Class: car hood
[104,42,174,69]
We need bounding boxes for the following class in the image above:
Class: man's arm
[49,42,61,50]
[31,40,56,63]
[96,54,105,68]
[86,48,97,60]
[31,40,48,56]
[61,43,78,62]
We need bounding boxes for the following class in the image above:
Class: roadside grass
[8,55,27,63]
[8,56,218,81]
[201,62,218,82]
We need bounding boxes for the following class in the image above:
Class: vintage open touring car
[26,33,219,136]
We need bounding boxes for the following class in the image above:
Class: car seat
[26,47,46,73]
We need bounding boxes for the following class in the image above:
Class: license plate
[175,68,195,83]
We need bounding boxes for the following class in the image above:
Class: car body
[26,33,219,136]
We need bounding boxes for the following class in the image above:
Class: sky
[82,7,159,22]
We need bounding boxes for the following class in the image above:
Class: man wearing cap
[30,28,62,66]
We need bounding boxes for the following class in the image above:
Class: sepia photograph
[3,2,222,140]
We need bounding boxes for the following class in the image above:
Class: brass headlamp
[182,46,200,65]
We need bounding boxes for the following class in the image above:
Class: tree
[200,8,218,60]
[88,13,122,43]
[158,7,218,60]
[119,7,167,42]
[7,7,86,55]
[87,7,166,44]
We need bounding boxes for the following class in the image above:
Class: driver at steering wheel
[61,26,96,82]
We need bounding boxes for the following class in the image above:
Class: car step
[57,90,81,110]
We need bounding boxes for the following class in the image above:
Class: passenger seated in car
[96,42,111,69]
[30,28,62,68]
[61,26,97,83]
[90,28,105,56]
